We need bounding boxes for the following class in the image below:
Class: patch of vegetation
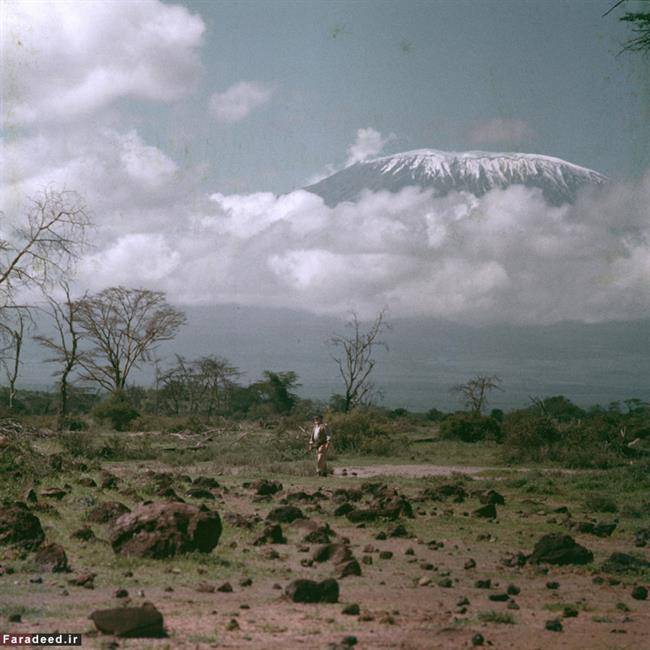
[477,611,515,624]
[439,412,502,443]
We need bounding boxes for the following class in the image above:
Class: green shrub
[92,392,139,431]
[584,494,619,513]
[440,412,502,443]
[502,413,560,462]
[328,409,406,456]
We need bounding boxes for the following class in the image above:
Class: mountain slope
[305,149,608,206]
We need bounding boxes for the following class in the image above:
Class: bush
[328,409,407,456]
[502,412,560,462]
[92,392,139,431]
[439,412,502,443]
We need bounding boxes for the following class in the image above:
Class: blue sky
[137,0,650,194]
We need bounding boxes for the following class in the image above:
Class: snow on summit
[305,149,608,206]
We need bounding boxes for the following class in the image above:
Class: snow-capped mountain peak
[305,148,608,206]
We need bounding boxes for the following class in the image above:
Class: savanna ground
[1,420,649,649]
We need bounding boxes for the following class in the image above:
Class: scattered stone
[253,524,286,545]
[601,552,650,574]
[479,490,505,506]
[337,559,362,578]
[506,584,520,596]
[423,483,467,503]
[507,601,520,610]
[379,614,395,624]
[563,606,579,617]
[115,588,129,598]
[473,504,497,519]
[342,603,360,615]
[261,548,280,560]
[71,526,95,542]
[545,619,563,632]
[197,582,215,593]
[438,578,453,588]
[78,477,97,488]
[251,479,283,496]
[239,577,253,587]
[30,576,43,583]
[111,502,222,559]
[567,520,618,537]
[358,611,374,622]
[362,555,373,565]
[405,547,415,556]
[68,572,96,588]
[9,613,21,623]
[529,534,593,565]
[312,543,353,564]
[375,531,387,540]
[631,586,647,600]
[471,633,485,646]
[285,578,339,603]
[185,487,215,500]
[41,487,67,500]
[87,501,131,525]
[488,593,509,602]
[379,550,393,560]
[592,576,605,585]
[634,528,650,547]
[333,503,354,517]
[100,472,119,490]
[464,558,476,569]
[217,582,233,593]
[546,581,560,590]
[501,552,527,567]
[475,579,491,589]
[0,502,45,549]
[266,506,304,523]
[90,602,165,638]
[224,512,261,529]
[387,524,410,538]
[418,577,431,586]
[303,525,333,544]
[23,488,38,504]
[225,618,240,631]
[35,542,69,573]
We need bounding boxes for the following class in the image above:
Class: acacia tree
[451,374,503,415]
[0,188,90,307]
[328,309,389,412]
[0,308,29,410]
[76,287,186,392]
[33,282,84,425]
[605,1,650,54]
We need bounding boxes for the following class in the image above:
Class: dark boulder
[312,543,353,564]
[529,534,593,566]
[334,503,355,517]
[337,559,362,578]
[90,602,165,637]
[267,506,305,523]
[192,476,220,488]
[251,479,283,496]
[111,501,222,559]
[479,490,505,506]
[253,524,286,545]
[474,504,497,519]
[285,578,339,603]
[35,542,69,572]
[601,552,650,574]
[185,487,215,500]
[0,502,45,549]
[87,501,131,525]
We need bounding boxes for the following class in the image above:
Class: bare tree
[158,354,241,416]
[604,1,650,55]
[451,374,503,415]
[328,309,389,412]
[75,287,186,392]
[0,308,30,410]
[33,282,84,426]
[0,187,90,307]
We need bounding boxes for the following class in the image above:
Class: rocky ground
[1,432,650,649]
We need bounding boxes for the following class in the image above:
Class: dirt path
[333,463,499,478]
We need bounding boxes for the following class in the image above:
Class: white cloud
[209,81,273,123]
[1,0,204,125]
[469,118,535,147]
[345,127,395,166]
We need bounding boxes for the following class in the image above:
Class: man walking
[309,414,332,476]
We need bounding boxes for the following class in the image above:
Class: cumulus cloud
[469,118,535,147]
[209,81,273,123]
[65,168,650,325]
[1,0,204,126]
[345,127,395,166]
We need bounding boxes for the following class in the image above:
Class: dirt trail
[333,463,498,478]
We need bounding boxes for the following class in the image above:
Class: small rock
[545,619,563,632]
[378,551,393,560]
[464,558,476,569]
[217,582,233,593]
[488,593,509,602]
[631,585,647,600]
[471,633,485,646]
[225,618,240,631]
[507,584,520,595]
[285,578,339,603]
[342,603,360,615]
[115,588,129,598]
[563,606,579,617]
[90,602,165,638]
[546,581,560,590]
